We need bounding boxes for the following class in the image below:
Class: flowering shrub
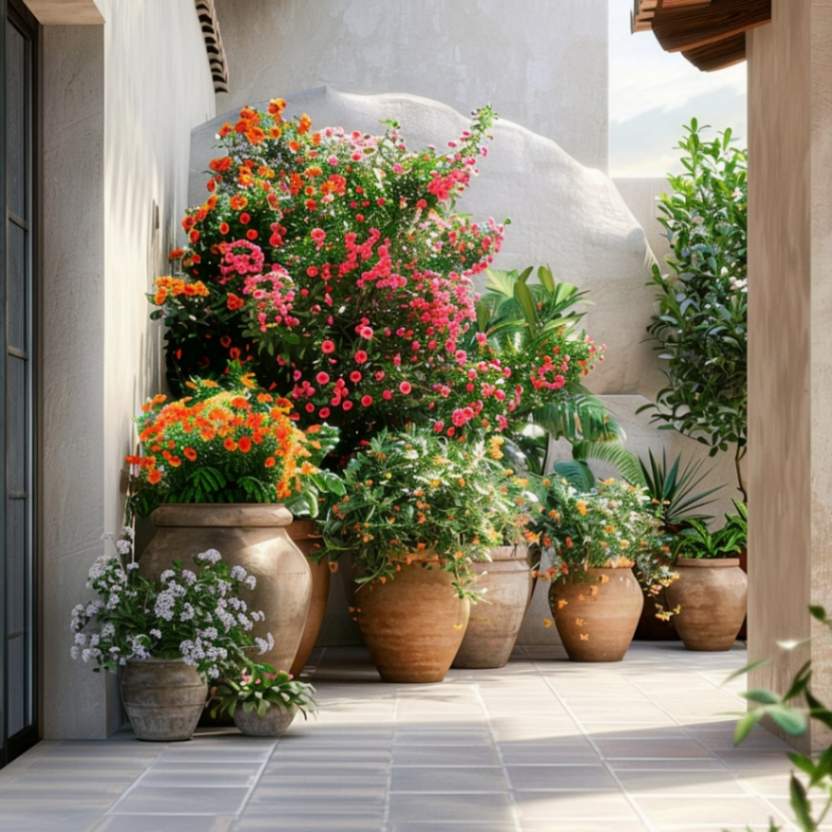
[126,365,343,518]
[321,428,537,596]
[210,661,316,720]
[152,101,515,450]
[531,477,676,614]
[70,531,272,680]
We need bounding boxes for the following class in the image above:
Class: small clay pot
[233,705,296,737]
[121,659,207,742]
[666,557,747,651]
[549,567,644,662]
[288,519,330,676]
[356,560,470,683]
[453,545,532,669]
[140,504,312,672]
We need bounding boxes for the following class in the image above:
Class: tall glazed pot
[140,504,311,672]
[453,545,531,669]
[665,557,747,651]
[357,560,469,683]
[549,567,644,662]
[121,659,207,741]
[288,519,330,676]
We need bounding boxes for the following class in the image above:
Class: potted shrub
[453,435,538,669]
[665,511,748,651]
[126,365,342,672]
[211,661,316,737]
[533,477,675,662]
[70,531,273,741]
[321,428,508,683]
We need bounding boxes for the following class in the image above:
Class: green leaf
[769,705,808,737]
[789,774,814,830]
[733,710,762,745]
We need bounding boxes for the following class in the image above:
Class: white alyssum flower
[196,549,222,564]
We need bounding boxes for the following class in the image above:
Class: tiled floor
[0,643,803,832]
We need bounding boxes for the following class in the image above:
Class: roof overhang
[631,0,771,71]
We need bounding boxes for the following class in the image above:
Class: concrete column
[747,0,832,750]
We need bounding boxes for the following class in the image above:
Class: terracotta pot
[549,567,644,662]
[287,519,331,676]
[453,545,532,669]
[666,557,748,651]
[140,504,312,672]
[234,705,296,737]
[356,560,470,683]
[121,659,207,742]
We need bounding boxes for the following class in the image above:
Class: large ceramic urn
[140,504,311,672]
[549,567,644,662]
[356,560,469,683]
[453,545,532,669]
[665,557,747,651]
[287,519,330,676]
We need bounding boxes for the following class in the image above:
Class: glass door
[1,0,38,766]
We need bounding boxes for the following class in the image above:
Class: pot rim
[151,503,293,528]
[675,557,740,568]
[486,544,529,562]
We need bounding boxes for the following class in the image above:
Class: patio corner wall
[39,0,216,739]
[747,0,832,751]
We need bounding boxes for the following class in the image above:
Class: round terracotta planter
[121,659,207,741]
[666,557,748,651]
[356,560,470,683]
[140,504,312,672]
[453,545,532,669]
[234,705,296,737]
[549,567,644,662]
[287,519,330,677]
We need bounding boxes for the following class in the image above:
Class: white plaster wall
[614,177,671,265]
[41,0,215,738]
[213,0,609,170]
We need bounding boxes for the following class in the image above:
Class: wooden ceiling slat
[682,31,746,71]
[652,0,771,53]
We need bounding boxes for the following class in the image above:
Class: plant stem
[734,444,748,504]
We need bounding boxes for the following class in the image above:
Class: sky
[608,0,747,177]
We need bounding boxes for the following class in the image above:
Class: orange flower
[238,436,252,454]
[183,447,198,462]
[264,456,276,468]
[147,469,162,485]
[224,437,237,452]
[297,113,312,134]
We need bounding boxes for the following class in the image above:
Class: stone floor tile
[94,816,235,831]
[632,794,790,828]
[388,791,516,823]
[110,785,250,816]
[139,762,263,788]
[506,763,619,791]
[595,737,714,760]
[514,789,641,821]
[614,767,749,795]
[497,737,600,763]
[0,809,103,832]
[392,745,501,766]
[234,815,384,831]
[391,765,509,792]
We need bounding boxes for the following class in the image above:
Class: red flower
[321,340,336,354]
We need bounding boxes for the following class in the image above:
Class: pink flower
[350,370,362,383]
[342,400,354,411]
[354,350,368,364]
[321,340,336,354]
[358,325,373,340]
[319,407,330,419]
[382,390,393,401]
[360,395,373,407]
[399,381,412,395]
[311,228,326,248]
[316,371,330,385]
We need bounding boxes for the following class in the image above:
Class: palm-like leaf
[573,441,647,487]
[533,388,620,446]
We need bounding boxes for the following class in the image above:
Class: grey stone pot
[233,705,297,737]
[453,545,533,669]
[121,659,207,742]
[140,504,312,672]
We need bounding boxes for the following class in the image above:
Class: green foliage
[673,514,745,560]
[638,449,722,531]
[210,661,316,720]
[320,428,537,596]
[641,119,747,498]
[731,605,832,831]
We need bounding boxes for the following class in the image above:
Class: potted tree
[533,477,675,662]
[665,511,748,651]
[321,428,512,683]
[211,661,316,737]
[70,532,273,741]
[126,365,341,672]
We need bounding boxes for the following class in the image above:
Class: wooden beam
[682,31,746,71]
[652,0,770,53]
[23,0,103,24]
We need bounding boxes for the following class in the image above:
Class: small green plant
[673,518,744,560]
[731,605,832,831]
[321,428,536,596]
[211,661,316,720]
[639,449,722,530]
[641,119,747,499]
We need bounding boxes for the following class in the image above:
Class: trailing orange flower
[126,363,343,518]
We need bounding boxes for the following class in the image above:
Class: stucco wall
[747,0,832,750]
[213,0,609,170]
[40,0,215,739]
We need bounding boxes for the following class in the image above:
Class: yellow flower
[576,500,588,517]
